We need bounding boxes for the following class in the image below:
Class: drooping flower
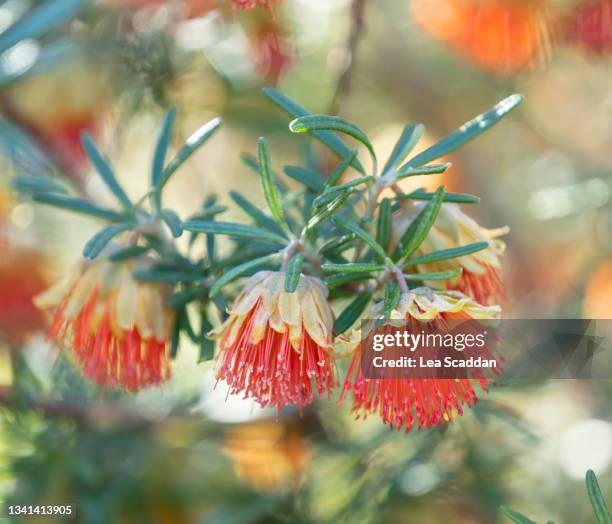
[211,271,336,412]
[393,203,508,306]
[340,288,501,432]
[35,255,175,392]
[411,0,553,74]
[566,0,612,54]
[222,422,310,491]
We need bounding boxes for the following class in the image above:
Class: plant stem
[330,0,367,114]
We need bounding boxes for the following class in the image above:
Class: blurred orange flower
[583,259,612,318]
[411,0,553,74]
[223,422,310,491]
[566,0,612,54]
[0,249,47,347]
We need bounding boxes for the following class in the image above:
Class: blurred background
[0,0,611,522]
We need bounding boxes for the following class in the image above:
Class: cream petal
[34,274,75,309]
[114,268,138,331]
[289,322,302,350]
[232,283,265,316]
[64,265,100,319]
[135,287,153,339]
[278,289,301,327]
[251,305,270,344]
[262,271,282,311]
[268,305,286,333]
[302,290,331,348]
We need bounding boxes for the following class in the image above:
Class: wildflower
[340,288,501,432]
[566,0,612,54]
[411,0,553,74]
[222,422,310,491]
[211,271,336,412]
[393,203,508,306]
[251,20,292,83]
[35,255,175,392]
[0,249,47,346]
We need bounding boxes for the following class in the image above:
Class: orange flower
[412,0,553,74]
[35,256,175,392]
[393,203,508,306]
[222,422,310,491]
[340,288,501,431]
[211,271,336,412]
[0,249,47,346]
[251,20,292,83]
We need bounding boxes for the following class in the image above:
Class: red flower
[340,289,501,431]
[0,249,47,346]
[393,203,508,306]
[35,256,175,392]
[211,271,336,412]
[566,0,612,54]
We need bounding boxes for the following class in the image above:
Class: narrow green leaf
[199,311,215,362]
[229,191,284,236]
[403,268,462,281]
[134,270,203,283]
[500,506,538,524]
[319,175,374,199]
[210,253,279,298]
[395,186,446,262]
[333,217,388,262]
[334,292,371,334]
[263,87,365,174]
[322,263,385,274]
[182,220,287,245]
[32,193,128,222]
[0,0,84,53]
[81,132,132,210]
[327,150,359,187]
[318,234,355,256]
[325,272,374,288]
[161,117,222,189]
[382,123,424,174]
[108,245,149,262]
[306,190,352,231]
[283,166,325,192]
[284,253,304,293]
[83,223,133,260]
[12,175,67,195]
[188,205,228,221]
[381,282,401,320]
[376,198,392,252]
[397,189,480,205]
[257,137,286,230]
[395,163,451,179]
[167,286,207,308]
[587,470,612,524]
[161,209,183,238]
[290,115,377,174]
[152,107,176,187]
[402,94,523,169]
[404,242,489,268]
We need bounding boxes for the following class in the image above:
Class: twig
[330,0,367,115]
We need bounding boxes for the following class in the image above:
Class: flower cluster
[27,88,520,432]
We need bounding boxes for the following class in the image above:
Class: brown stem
[330,0,367,115]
